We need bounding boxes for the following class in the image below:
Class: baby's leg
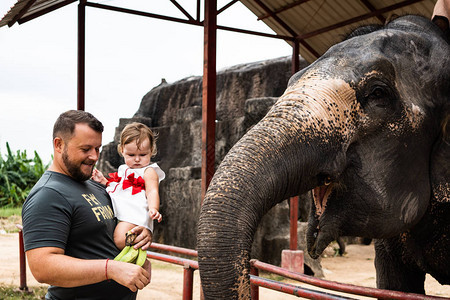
[114,221,137,250]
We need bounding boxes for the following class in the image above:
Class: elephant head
[197,15,449,299]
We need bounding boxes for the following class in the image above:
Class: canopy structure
[0,0,437,198]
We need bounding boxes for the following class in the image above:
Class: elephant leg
[336,237,346,256]
[374,239,425,294]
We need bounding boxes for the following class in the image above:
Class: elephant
[197,14,449,299]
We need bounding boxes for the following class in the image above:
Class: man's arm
[26,246,150,292]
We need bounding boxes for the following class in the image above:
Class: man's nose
[88,149,99,161]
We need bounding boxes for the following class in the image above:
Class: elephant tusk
[313,184,333,217]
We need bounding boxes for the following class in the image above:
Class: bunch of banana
[114,231,147,267]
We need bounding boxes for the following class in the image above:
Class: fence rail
[16,228,449,299]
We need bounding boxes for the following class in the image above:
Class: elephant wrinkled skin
[197,15,449,299]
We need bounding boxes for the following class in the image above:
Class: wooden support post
[201,0,217,202]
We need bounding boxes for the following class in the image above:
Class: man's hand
[108,260,150,292]
[143,258,152,283]
[130,226,152,250]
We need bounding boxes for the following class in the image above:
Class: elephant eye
[365,84,394,108]
[371,87,385,99]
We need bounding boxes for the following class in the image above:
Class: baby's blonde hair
[117,122,157,157]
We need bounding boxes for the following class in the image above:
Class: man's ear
[53,137,64,153]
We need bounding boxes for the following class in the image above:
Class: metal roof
[239,0,436,62]
[0,0,437,63]
[0,0,76,28]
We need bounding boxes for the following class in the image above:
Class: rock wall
[97,56,323,274]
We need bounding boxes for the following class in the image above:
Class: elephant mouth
[312,183,333,218]
[308,182,337,259]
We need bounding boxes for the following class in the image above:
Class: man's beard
[62,148,94,182]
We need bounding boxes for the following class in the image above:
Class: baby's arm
[144,167,162,223]
[92,169,108,185]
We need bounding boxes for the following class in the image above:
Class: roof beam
[253,0,298,36]
[258,0,311,21]
[8,0,36,27]
[252,0,319,58]
[217,24,294,40]
[360,0,386,24]
[170,0,195,21]
[296,0,424,40]
[85,2,292,42]
[197,0,201,21]
[218,0,239,15]
[17,0,76,25]
[86,2,202,26]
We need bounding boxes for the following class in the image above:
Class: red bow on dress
[123,173,146,195]
[106,172,122,187]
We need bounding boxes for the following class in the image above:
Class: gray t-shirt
[22,171,136,300]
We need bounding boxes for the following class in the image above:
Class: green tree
[0,143,50,207]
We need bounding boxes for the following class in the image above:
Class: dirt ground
[1,230,449,299]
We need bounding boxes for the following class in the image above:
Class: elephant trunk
[197,76,358,299]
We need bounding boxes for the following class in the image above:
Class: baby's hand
[149,208,162,223]
[91,169,106,184]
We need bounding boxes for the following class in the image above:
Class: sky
[0,0,292,164]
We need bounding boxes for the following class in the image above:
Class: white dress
[106,163,165,232]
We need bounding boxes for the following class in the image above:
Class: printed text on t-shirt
[82,193,114,221]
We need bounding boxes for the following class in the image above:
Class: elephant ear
[431,114,450,203]
[432,15,449,42]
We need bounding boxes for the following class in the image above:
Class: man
[22,110,152,299]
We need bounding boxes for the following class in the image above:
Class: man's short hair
[53,110,104,141]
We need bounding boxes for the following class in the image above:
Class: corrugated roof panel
[0,0,74,27]
[240,0,436,62]
[25,0,67,17]
[0,0,33,27]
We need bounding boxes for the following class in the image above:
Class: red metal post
[77,0,86,111]
[182,264,194,300]
[250,265,259,300]
[18,228,28,291]
[289,196,298,250]
[283,195,304,274]
[201,0,217,201]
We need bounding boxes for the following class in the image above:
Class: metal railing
[16,231,449,299]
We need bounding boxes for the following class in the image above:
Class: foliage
[0,285,47,300]
[0,207,21,218]
[0,143,50,208]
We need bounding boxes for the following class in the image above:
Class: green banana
[113,232,146,266]
[119,247,139,263]
[114,245,131,261]
[135,248,147,267]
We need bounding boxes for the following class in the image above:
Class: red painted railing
[250,259,449,300]
[16,230,450,299]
